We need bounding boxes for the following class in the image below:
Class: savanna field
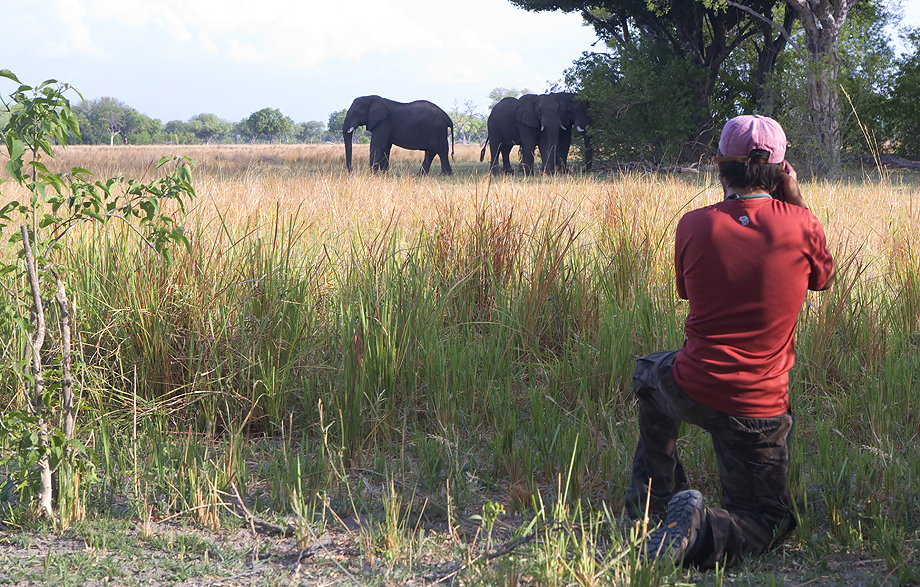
[1,143,919,586]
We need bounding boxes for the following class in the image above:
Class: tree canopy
[188,113,231,144]
[488,87,533,108]
[517,0,914,172]
[242,108,294,144]
[887,27,920,156]
[513,0,795,158]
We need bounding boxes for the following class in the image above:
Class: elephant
[550,92,593,172]
[479,97,521,175]
[343,95,454,175]
[479,94,567,176]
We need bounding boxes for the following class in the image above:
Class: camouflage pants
[625,350,796,569]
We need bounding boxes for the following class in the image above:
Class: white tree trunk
[53,269,75,440]
[785,0,860,176]
[21,226,54,518]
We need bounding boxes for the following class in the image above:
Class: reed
[1,144,918,584]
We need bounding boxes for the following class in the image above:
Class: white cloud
[52,0,106,56]
[198,30,219,55]
[24,0,598,122]
[270,1,443,67]
[47,0,593,71]
[162,9,193,43]
[226,39,265,64]
[423,28,535,86]
[86,0,155,25]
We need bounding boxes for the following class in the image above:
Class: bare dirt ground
[1,515,914,587]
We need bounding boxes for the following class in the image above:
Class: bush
[566,42,708,165]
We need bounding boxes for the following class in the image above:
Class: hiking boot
[639,489,705,564]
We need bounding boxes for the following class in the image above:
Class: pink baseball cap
[717,115,786,164]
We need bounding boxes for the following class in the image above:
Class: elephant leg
[520,148,535,176]
[370,137,386,173]
[419,151,434,175]
[380,146,392,172]
[489,144,502,176]
[500,145,513,174]
[369,148,379,172]
[438,151,452,176]
[557,132,572,172]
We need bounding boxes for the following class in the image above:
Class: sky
[4,0,920,127]
[4,0,599,125]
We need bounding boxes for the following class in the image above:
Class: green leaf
[173,229,191,252]
[0,200,20,220]
[39,213,61,229]
[28,160,52,174]
[84,209,104,222]
[7,136,25,159]
[20,431,39,450]
[5,158,24,183]
[35,181,47,203]
[0,69,21,84]
[70,167,94,177]
[139,199,156,220]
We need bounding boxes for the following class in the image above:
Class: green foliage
[0,103,10,136]
[886,27,920,157]
[164,119,196,144]
[566,45,707,163]
[449,99,486,144]
[488,87,533,109]
[294,120,325,143]
[73,97,143,145]
[327,108,368,143]
[836,1,898,154]
[243,107,294,144]
[0,70,196,521]
[327,108,346,136]
[188,113,231,144]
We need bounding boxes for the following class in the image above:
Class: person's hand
[775,160,808,209]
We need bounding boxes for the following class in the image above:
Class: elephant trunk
[542,126,562,174]
[344,130,353,171]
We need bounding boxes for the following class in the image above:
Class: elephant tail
[450,122,455,160]
[480,134,488,162]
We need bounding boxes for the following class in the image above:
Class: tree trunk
[786,0,861,177]
[21,225,54,519]
[53,269,75,440]
[754,7,797,116]
[805,44,841,176]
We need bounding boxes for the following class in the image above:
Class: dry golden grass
[7,144,919,275]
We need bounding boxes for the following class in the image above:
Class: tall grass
[2,145,919,583]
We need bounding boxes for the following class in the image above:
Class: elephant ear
[367,100,389,131]
[513,95,540,129]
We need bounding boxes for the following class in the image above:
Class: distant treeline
[0,91,529,147]
[65,99,348,146]
[0,88,542,148]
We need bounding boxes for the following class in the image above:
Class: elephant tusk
[561,125,567,130]
[541,125,545,131]
[576,126,585,133]
[347,127,355,134]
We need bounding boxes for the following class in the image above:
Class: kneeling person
[626,115,835,568]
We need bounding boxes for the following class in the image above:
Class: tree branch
[724,0,803,59]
